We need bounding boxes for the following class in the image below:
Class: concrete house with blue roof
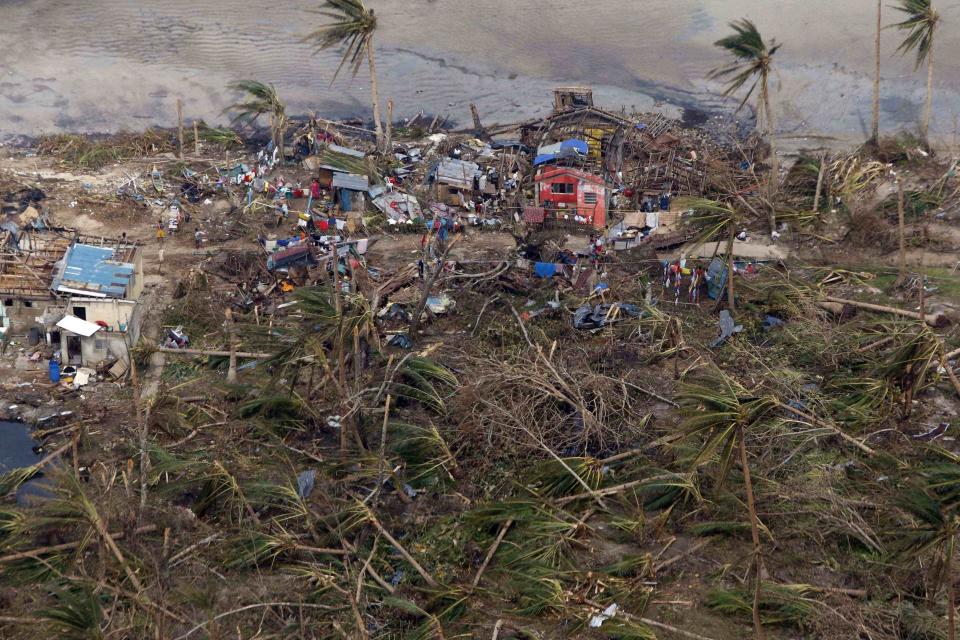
[47,242,144,366]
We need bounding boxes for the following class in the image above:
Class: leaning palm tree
[708,19,781,184]
[891,0,940,141]
[680,197,743,313]
[305,0,384,150]
[678,369,777,640]
[223,80,287,159]
[892,486,958,640]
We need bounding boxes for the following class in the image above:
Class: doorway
[66,335,82,365]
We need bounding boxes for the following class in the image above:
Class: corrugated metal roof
[318,145,369,175]
[53,243,135,298]
[331,172,370,191]
[328,144,365,158]
[56,314,103,337]
[436,158,479,187]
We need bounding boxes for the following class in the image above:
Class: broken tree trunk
[159,348,271,358]
[470,103,489,140]
[408,236,459,338]
[726,222,736,314]
[775,399,876,455]
[366,511,438,587]
[226,308,237,384]
[897,179,907,285]
[821,296,948,327]
[385,98,393,154]
[176,98,184,160]
[813,153,827,212]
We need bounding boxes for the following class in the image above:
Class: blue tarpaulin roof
[534,139,589,166]
[53,243,135,298]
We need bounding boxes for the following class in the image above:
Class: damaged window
[550,183,574,194]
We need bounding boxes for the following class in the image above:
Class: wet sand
[2,0,960,144]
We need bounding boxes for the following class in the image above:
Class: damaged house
[45,241,144,367]
[519,86,707,207]
[535,166,609,228]
[0,227,72,335]
[434,158,481,207]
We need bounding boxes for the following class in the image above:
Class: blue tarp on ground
[706,257,727,300]
[534,139,589,166]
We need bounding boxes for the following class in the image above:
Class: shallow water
[2,0,960,144]
[0,420,51,505]
[0,420,39,472]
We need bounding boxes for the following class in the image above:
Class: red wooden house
[534,167,609,228]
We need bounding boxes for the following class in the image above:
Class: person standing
[689,265,702,303]
[674,265,683,306]
[194,227,203,250]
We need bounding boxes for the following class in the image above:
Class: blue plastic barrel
[48,360,60,383]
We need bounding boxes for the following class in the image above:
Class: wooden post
[726,222,736,314]
[919,260,926,325]
[225,308,237,384]
[385,98,393,154]
[897,178,907,285]
[176,98,184,160]
[193,121,200,156]
[812,153,827,212]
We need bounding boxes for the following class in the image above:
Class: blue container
[48,360,60,383]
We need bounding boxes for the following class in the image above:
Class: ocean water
[1,0,959,144]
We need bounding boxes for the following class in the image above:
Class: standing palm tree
[679,370,776,640]
[708,19,782,185]
[891,0,941,142]
[872,0,882,144]
[224,81,287,159]
[893,486,958,640]
[306,0,384,150]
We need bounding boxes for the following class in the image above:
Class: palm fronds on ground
[36,583,104,640]
[706,582,817,629]
[888,483,958,640]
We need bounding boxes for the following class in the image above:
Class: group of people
[663,259,707,305]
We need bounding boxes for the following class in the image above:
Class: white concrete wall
[70,299,136,332]
[79,332,131,366]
